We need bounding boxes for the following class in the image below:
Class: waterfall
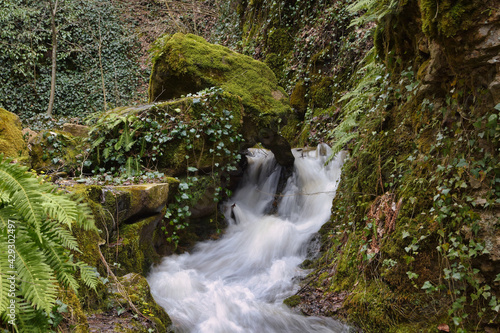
[148,145,350,333]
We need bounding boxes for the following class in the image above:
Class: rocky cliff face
[216,0,500,331]
[290,1,500,331]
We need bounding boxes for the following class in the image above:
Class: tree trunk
[47,0,59,116]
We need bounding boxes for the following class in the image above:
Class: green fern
[327,49,385,164]
[349,0,403,27]
[0,155,98,331]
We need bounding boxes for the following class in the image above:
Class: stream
[148,145,350,333]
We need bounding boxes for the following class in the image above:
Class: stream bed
[148,145,350,333]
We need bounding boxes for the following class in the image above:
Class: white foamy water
[148,145,349,333]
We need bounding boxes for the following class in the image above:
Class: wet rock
[259,128,295,168]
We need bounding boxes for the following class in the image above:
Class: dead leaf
[437,324,450,332]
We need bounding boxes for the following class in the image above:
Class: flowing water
[148,145,350,333]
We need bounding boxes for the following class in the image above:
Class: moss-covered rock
[58,288,90,333]
[148,33,290,129]
[30,130,81,173]
[108,273,173,332]
[112,183,171,224]
[115,214,166,275]
[69,181,176,275]
[0,107,29,161]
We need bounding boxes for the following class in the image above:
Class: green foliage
[214,0,365,91]
[88,87,244,248]
[326,49,386,159]
[348,0,406,27]
[88,87,243,175]
[416,102,500,330]
[420,0,478,38]
[0,156,98,331]
[0,0,144,119]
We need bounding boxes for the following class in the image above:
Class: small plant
[0,156,98,332]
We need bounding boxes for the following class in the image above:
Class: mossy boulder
[89,93,245,175]
[30,130,80,173]
[0,107,29,161]
[112,183,171,224]
[115,213,167,275]
[108,273,173,332]
[91,34,296,172]
[149,33,290,127]
[70,181,176,276]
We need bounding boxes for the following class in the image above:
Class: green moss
[58,288,90,333]
[310,78,333,109]
[289,81,308,115]
[279,117,301,146]
[344,280,446,332]
[420,0,478,38]
[149,33,290,126]
[264,52,286,79]
[115,214,163,275]
[266,28,293,55]
[111,273,173,332]
[0,107,29,160]
[283,295,301,308]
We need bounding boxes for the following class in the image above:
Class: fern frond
[43,222,80,252]
[40,191,79,230]
[15,228,58,314]
[9,300,49,333]
[348,0,403,27]
[0,157,47,242]
[73,199,97,232]
[76,262,99,290]
[91,136,105,150]
[0,231,11,313]
[326,49,385,164]
[0,191,9,207]
[41,242,79,293]
[0,206,17,229]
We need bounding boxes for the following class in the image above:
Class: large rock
[149,33,289,121]
[88,94,245,175]
[112,183,171,224]
[0,108,28,160]
[147,33,295,166]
